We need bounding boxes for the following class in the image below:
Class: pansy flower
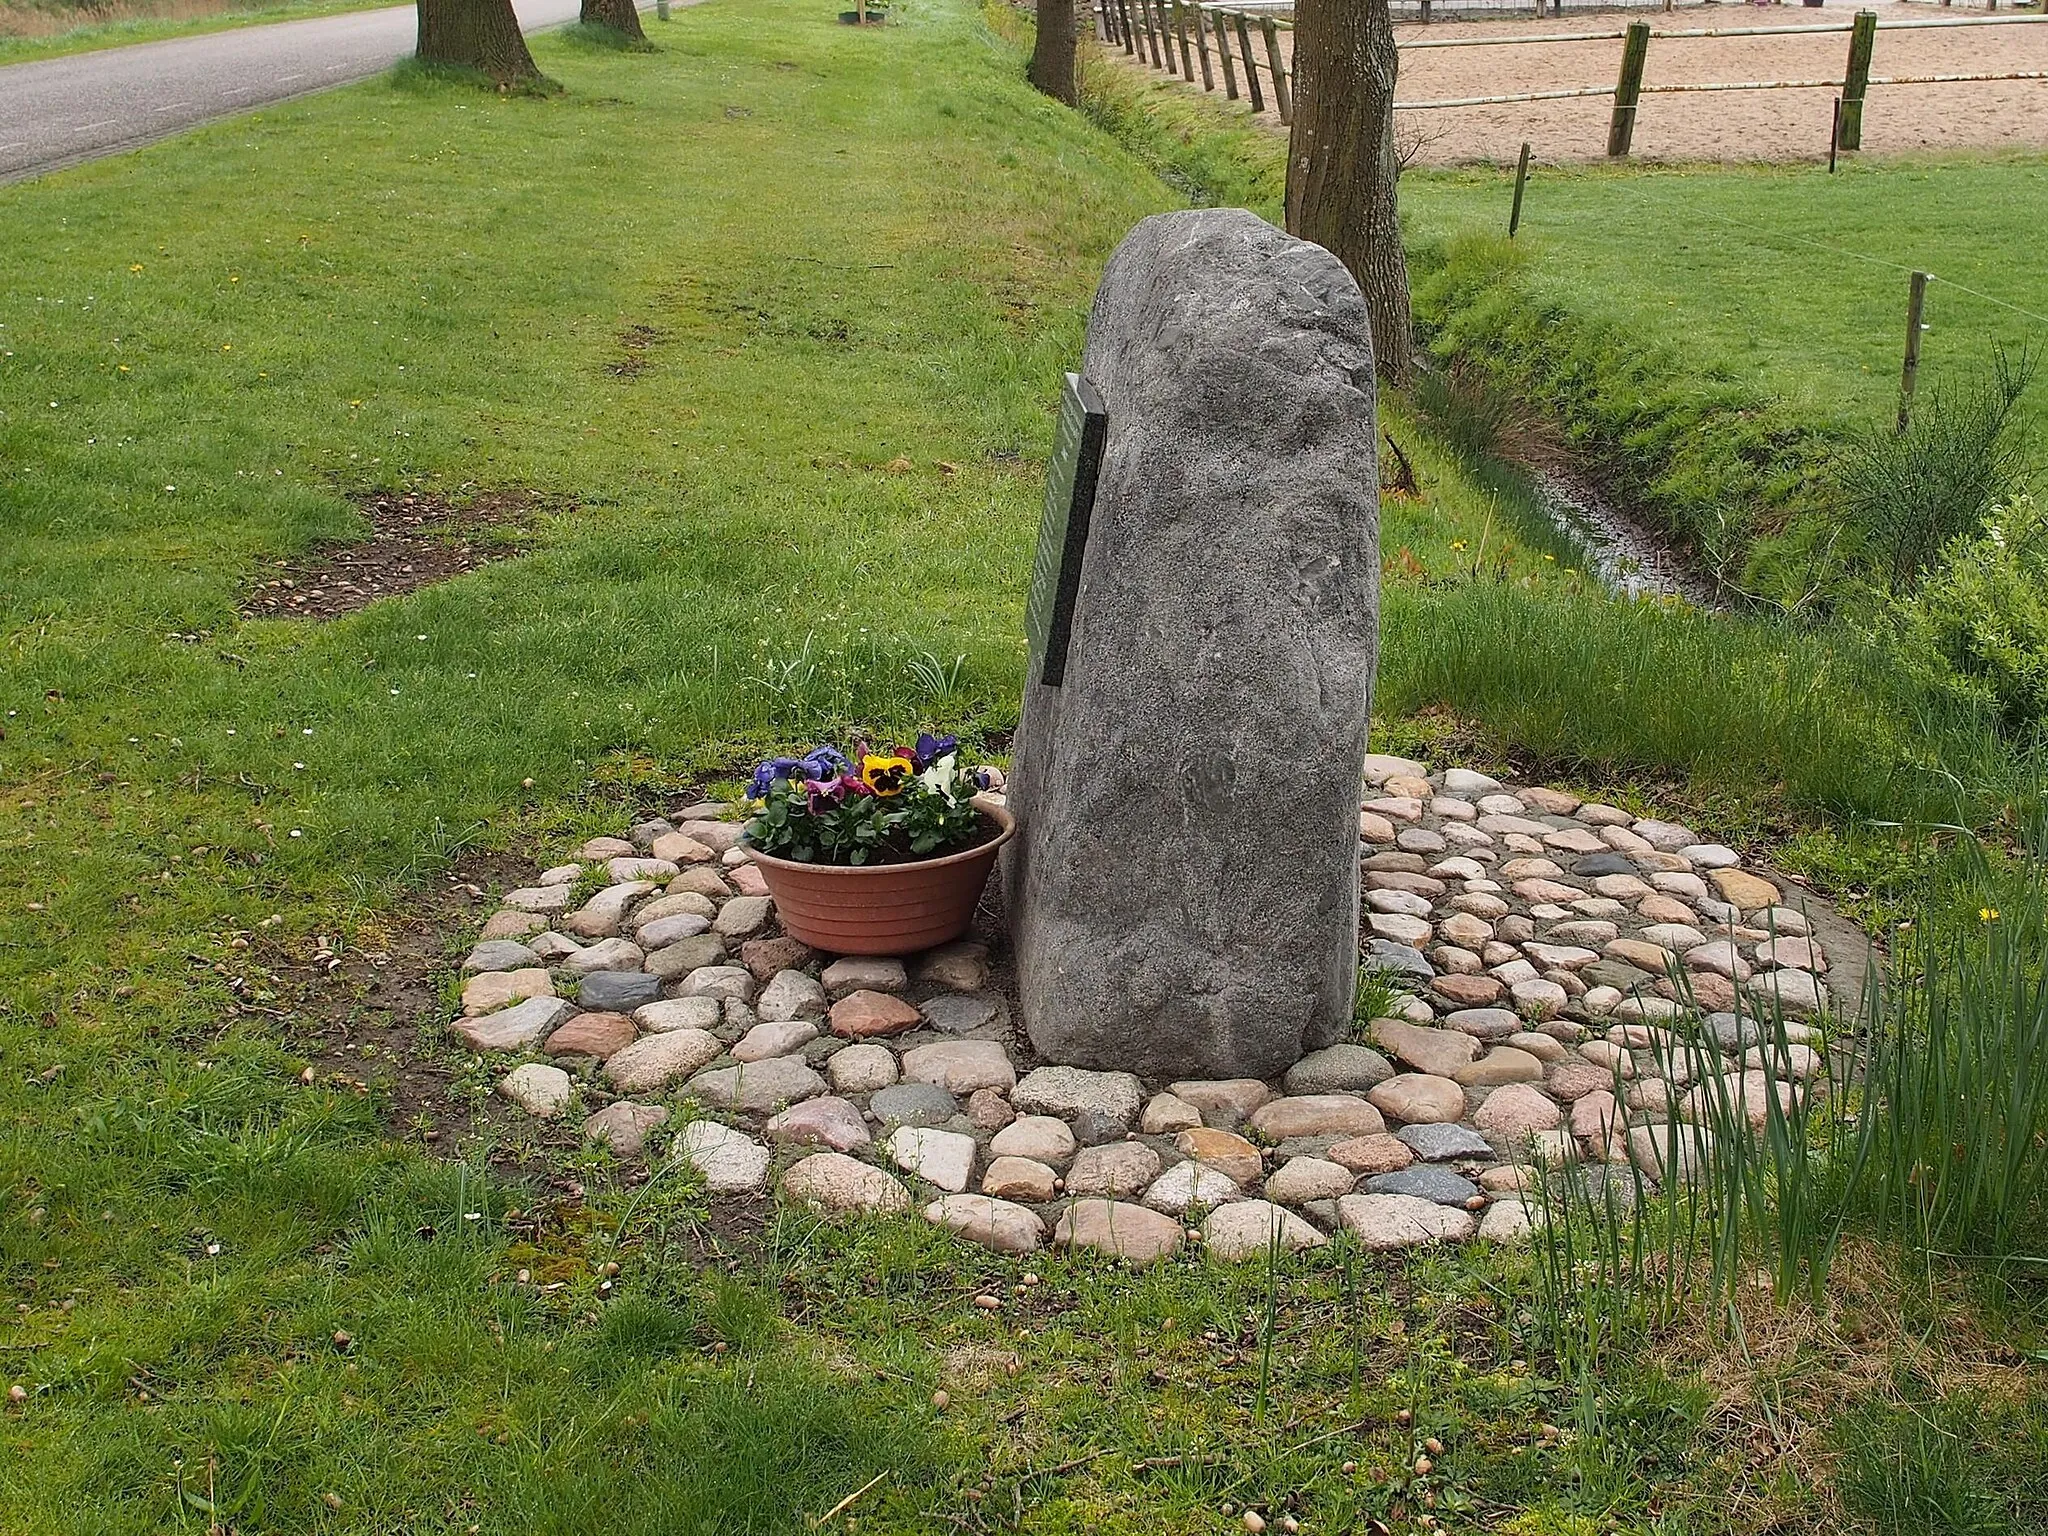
[800,746,851,780]
[860,753,915,797]
[748,756,806,799]
[750,747,851,801]
[910,732,959,771]
[804,778,846,812]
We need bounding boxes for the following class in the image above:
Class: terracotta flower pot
[743,801,1014,958]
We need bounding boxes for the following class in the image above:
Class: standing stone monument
[1004,207,1381,1084]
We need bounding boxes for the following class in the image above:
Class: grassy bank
[1401,156,2048,600]
[1403,155,2048,439]
[2,3,2043,1530]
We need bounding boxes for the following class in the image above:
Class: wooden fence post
[1175,1,1196,80]
[1194,4,1215,90]
[1839,9,1878,150]
[1102,0,1118,45]
[1141,0,1165,69]
[1118,0,1136,55]
[1606,21,1651,157]
[1509,141,1531,237]
[1213,5,1240,99]
[1898,270,1928,433]
[1261,16,1292,124]
[1235,12,1266,112]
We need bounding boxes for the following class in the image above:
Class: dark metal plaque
[1024,372,1107,688]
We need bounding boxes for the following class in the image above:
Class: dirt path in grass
[1117,2,2048,164]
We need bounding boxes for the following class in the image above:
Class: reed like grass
[1858,839,2048,1264]
[1526,841,2048,1403]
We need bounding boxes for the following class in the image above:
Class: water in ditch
[1522,467,1724,608]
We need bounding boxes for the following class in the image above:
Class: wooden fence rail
[1094,4,2048,156]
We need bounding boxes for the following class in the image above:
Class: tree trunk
[1029,0,1079,107]
[580,0,647,44]
[1284,0,1413,385]
[417,0,544,87]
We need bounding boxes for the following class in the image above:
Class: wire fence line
[1095,2,2048,151]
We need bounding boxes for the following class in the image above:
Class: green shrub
[1836,350,2035,595]
[1880,493,2048,735]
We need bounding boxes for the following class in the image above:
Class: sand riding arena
[1101,0,2048,164]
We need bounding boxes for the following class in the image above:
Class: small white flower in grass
[302,728,313,736]
[415,634,427,641]
[205,1243,221,1256]
[292,762,305,770]
[289,829,303,839]
[389,688,399,696]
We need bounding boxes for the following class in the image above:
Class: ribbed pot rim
[741,801,1015,876]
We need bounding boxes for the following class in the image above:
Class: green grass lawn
[3,2,2044,1530]
[0,0,393,66]
[1401,154,2048,443]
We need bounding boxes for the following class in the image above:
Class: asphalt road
[0,0,585,184]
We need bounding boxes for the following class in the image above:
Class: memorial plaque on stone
[1023,372,1107,688]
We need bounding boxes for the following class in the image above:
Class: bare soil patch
[240,487,548,621]
[260,851,560,1150]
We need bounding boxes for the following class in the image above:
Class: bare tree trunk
[1030,0,1079,107]
[580,0,648,44]
[416,0,544,87]
[1284,0,1413,385]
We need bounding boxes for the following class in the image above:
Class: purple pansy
[911,733,959,771]
[801,746,852,779]
[748,757,807,798]
[750,746,854,800]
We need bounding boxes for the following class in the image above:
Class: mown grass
[3,2,2044,1529]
